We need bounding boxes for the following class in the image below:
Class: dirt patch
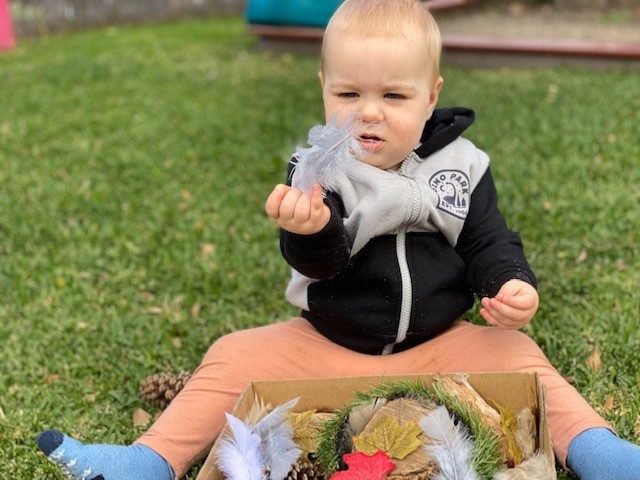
[432,1,640,44]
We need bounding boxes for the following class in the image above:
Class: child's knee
[481,328,551,371]
[201,324,287,367]
[202,329,260,364]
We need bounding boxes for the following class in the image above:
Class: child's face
[320,31,442,170]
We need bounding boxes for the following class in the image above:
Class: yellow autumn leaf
[490,399,523,467]
[289,409,319,456]
[353,416,422,460]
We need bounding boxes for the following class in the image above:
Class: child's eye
[385,93,406,100]
[338,92,358,98]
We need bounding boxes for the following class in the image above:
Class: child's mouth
[358,134,384,152]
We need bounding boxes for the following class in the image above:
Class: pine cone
[139,371,192,409]
[285,459,325,480]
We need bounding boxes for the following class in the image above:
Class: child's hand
[265,184,331,235]
[480,279,539,330]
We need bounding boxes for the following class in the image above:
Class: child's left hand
[480,279,539,330]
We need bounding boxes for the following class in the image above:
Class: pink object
[0,0,15,51]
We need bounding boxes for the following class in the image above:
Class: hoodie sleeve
[455,167,537,297]
[278,160,352,280]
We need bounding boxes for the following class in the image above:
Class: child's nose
[358,102,383,123]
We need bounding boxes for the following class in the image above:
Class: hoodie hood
[414,107,476,158]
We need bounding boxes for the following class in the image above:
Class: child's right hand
[265,184,331,235]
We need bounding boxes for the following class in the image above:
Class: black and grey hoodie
[281,108,536,355]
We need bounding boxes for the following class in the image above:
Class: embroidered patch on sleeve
[429,169,470,219]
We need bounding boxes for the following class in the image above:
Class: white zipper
[382,171,421,355]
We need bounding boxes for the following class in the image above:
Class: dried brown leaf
[434,375,502,434]
[602,396,614,411]
[586,347,602,371]
[140,291,155,301]
[201,243,216,257]
[615,260,629,271]
[133,408,152,427]
[576,249,588,264]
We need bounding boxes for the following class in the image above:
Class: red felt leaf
[329,451,396,480]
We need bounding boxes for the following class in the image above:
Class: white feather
[215,412,264,480]
[420,406,481,480]
[492,452,557,480]
[252,397,302,480]
[291,114,370,194]
[514,407,537,460]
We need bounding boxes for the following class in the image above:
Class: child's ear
[428,76,444,115]
[318,70,325,88]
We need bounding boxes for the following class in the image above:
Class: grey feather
[291,114,369,194]
[348,397,388,435]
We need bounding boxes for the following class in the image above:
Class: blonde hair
[322,0,442,83]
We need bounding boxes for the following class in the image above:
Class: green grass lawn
[1,16,638,479]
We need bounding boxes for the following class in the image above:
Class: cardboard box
[197,372,554,480]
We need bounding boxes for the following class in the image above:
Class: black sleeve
[278,160,352,279]
[455,167,537,297]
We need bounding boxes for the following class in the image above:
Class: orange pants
[136,318,610,478]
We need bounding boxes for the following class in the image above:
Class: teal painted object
[246,0,343,27]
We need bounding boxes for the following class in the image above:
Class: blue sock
[567,427,640,480]
[37,430,174,480]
